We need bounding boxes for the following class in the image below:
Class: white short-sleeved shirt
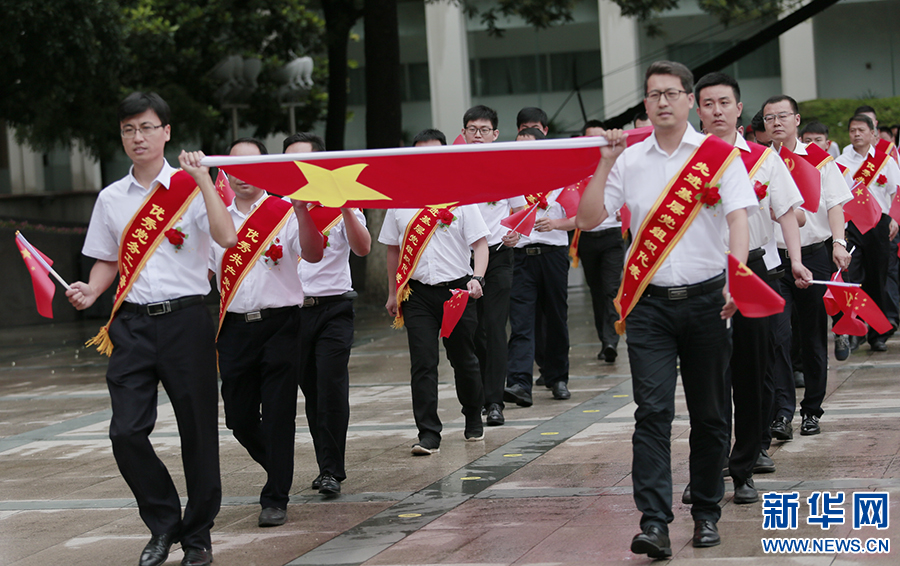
[604,125,758,286]
[735,137,803,270]
[82,161,212,304]
[209,194,304,313]
[836,144,900,214]
[516,189,569,247]
[378,205,490,285]
[478,197,527,246]
[300,208,367,297]
[776,141,852,248]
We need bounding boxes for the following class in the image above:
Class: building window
[470,50,602,97]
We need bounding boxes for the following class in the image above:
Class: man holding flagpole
[66,92,237,566]
[578,61,756,557]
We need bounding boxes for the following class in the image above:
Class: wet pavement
[2,273,900,565]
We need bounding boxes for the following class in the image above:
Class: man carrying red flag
[461,106,526,427]
[380,129,490,456]
[65,92,238,566]
[692,73,811,506]
[763,95,852,442]
[210,138,323,526]
[288,132,371,496]
[578,61,756,556]
[835,114,900,352]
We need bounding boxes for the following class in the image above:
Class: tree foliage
[798,96,900,150]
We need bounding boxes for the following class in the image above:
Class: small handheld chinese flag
[556,177,589,218]
[214,169,235,206]
[452,134,466,145]
[619,204,631,237]
[889,190,900,224]
[779,145,820,213]
[843,180,881,235]
[500,204,539,237]
[825,283,893,335]
[15,232,56,318]
[440,289,470,338]
[728,254,785,317]
[831,311,868,336]
[823,272,844,317]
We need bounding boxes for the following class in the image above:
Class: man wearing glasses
[66,92,237,566]
[577,61,756,557]
[763,95,851,442]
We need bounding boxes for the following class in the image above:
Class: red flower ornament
[876,174,888,186]
[698,184,721,208]
[753,180,769,201]
[165,227,186,250]
[264,243,283,265]
[537,196,549,210]
[438,208,456,228]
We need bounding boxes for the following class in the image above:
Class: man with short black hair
[633,111,651,128]
[517,106,549,135]
[801,120,840,159]
[413,128,446,146]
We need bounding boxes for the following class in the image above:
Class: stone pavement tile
[362,528,484,565]
[560,493,642,526]
[422,497,595,531]
[512,524,642,564]
[441,525,559,564]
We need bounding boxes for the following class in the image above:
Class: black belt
[120,295,204,316]
[224,305,297,323]
[644,272,726,300]
[302,291,357,307]
[748,247,765,262]
[778,240,825,260]
[410,276,469,288]
[518,244,565,256]
[580,227,620,238]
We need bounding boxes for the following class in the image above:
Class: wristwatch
[472,276,485,288]
[833,238,847,248]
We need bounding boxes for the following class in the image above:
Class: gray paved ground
[2,273,899,565]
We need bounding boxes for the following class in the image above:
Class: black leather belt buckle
[146,301,172,316]
[526,247,541,256]
[667,287,689,300]
[244,311,263,322]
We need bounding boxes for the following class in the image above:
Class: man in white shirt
[66,92,238,566]
[380,129,490,455]
[462,106,526,426]
[763,95,852,441]
[287,132,371,495]
[835,114,900,351]
[578,61,756,557]
[210,138,322,527]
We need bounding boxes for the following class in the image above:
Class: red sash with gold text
[613,135,739,334]
[851,149,891,190]
[217,196,294,337]
[86,170,200,356]
[392,206,458,328]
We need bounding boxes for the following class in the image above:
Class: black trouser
[726,254,769,481]
[843,214,892,343]
[218,306,300,509]
[404,278,484,445]
[760,268,784,451]
[299,299,353,481]
[507,246,569,391]
[626,286,731,530]
[885,234,900,325]
[578,228,625,350]
[771,245,832,422]
[106,304,221,549]
[475,246,514,407]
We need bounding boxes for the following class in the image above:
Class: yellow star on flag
[20,249,31,260]
[289,162,390,207]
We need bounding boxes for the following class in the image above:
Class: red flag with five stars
[15,233,55,318]
[500,204,539,236]
[825,283,893,335]
[214,169,235,206]
[440,289,470,338]
[843,180,881,234]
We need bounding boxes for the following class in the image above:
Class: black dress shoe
[733,477,759,504]
[770,416,793,441]
[485,403,504,426]
[535,375,546,387]
[692,520,720,547]
[139,533,175,566]
[464,412,484,441]
[681,483,692,505]
[800,414,820,436]
[849,335,862,352]
[311,473,324,490]
[871,339,887,352]
[754,449,775,474]
[258,507,286,527]
[602,345,617,363]
[503,384,533,407]
[793,370,805,388]
[181,547,212,566]
[319,473,341,495]
[551,381,571,400]
[630,525,672,558]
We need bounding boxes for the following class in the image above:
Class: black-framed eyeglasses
[465,126,495,136]
[763,112,795,124]
[121,124,165,138]
[646,89,687,103]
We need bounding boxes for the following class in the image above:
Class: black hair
[516,107,548,129]
[413,128,447,146]
[633,112,648,122]
[849,114,875,131]
[800,120,829,136]
[694,72,741,102]
[853,105,876,117]
[229,137,268,155]
[582,120,605,135]
[283,132,325,153]
[762,95,799,115]
[645,60,693,95]
[463,105,498,130]
[516,127,545,140]
[751,110,766,133]
[118,92,170,125]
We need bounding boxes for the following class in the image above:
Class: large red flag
[214,169,235,206]
[500,204,540,236]
[440,289,470,338]
[779,145,820,213]
[825,283,893,335]
[15,233,55,318]
[202,137,608,209]
[843,180,882,234]
[728,254,785,317]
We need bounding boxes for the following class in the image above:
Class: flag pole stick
[496,204,540,251]
[15,231,71,290]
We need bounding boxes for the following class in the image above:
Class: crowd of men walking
[61,58,899,565]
